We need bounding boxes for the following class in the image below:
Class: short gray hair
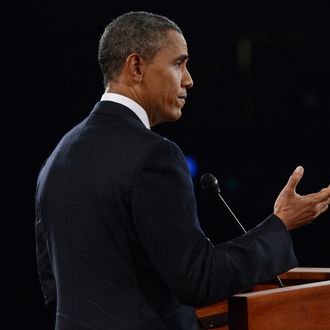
[98,11,182,87]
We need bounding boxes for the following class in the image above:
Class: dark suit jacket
[35,101,298,330]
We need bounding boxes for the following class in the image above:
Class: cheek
[165,74,181,97]
[153,71,181,105]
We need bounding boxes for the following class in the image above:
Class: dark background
[4,1,329,328]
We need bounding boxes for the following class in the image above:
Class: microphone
[201,173,247,234]
[200,173,284,288]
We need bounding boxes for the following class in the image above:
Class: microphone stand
[200,173,284,288]
[216,190,284,288]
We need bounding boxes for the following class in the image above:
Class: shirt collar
[100,93,150,129]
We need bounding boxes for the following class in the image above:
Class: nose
[182,67,193,89]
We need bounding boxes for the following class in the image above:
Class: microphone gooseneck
[201,173,246,233]
[200,173,284,288]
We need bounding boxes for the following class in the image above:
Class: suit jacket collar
[90,101,144,124]
[91,101,151,129]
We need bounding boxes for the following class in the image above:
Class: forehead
[156,30,189,59]
[166,30,188,50]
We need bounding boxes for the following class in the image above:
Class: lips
[177,97,186,107]
[178,95,187,100]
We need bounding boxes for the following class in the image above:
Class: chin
[154,109,182,126]
[175,107,183,118]
[170,110,182,122]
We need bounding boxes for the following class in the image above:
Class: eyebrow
[175,54,189,62]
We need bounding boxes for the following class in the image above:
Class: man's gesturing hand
[274,166,330,230]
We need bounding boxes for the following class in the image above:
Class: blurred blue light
[224,176,240,192]
[185,155,198,179]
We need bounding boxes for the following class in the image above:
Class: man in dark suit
[35,11,330,330]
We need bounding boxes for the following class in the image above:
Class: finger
[315,204,329,218]
[321,185,330,190]
[285,166,304,192]
[321,185,330,192]
[316,185,330,202]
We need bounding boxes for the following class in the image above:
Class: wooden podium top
[279,267,330,281]
[195,267,330,330]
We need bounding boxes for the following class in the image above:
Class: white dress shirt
[101,92,150,129]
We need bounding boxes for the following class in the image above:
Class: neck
[105,82,155,125]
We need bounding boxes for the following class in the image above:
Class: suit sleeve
[35,217,56,305]
[131,139,298,307]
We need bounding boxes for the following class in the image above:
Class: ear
[125,53,144,83]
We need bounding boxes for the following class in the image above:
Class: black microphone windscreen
[200,173,220,194]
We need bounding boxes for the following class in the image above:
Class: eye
[175,61,183,68]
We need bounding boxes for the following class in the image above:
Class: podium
[195,267,330,329]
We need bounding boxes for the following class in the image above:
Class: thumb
[285,166,304,193]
